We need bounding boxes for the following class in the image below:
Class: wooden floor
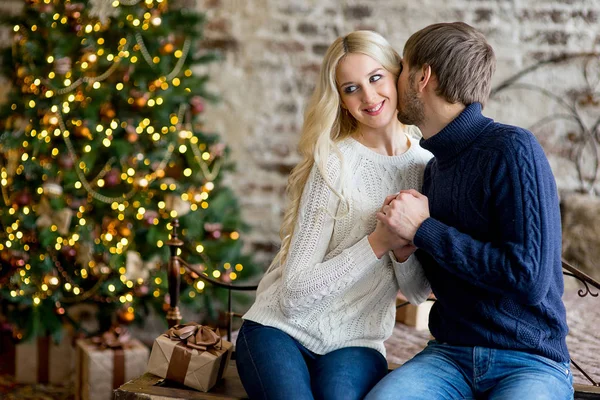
[113,361,600,400]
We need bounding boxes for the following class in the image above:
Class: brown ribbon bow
[87,326,131,390]
[164,323,222,351]
[90,326,131,349]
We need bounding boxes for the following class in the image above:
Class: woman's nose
[362,86,377,104]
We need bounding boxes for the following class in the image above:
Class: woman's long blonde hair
[269,30,402,271]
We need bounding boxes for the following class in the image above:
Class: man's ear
[416,64,432,93]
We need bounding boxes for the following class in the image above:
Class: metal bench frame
[164,219,600,398]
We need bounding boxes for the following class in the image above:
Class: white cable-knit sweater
[243,131,433,356]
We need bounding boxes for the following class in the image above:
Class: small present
[396,296,433,331]
[146,323,233,392]
[14,327,75,384]
[76,327,149,400]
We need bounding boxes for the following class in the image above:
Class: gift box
[14,328,75,384]
[76,328,149,400]
[146,323,233,392]
[0,323,17,375]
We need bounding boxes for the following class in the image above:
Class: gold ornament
[36,197,74,235]
[160,43,174,54]
[75,126,93,140]
[76,242,94,269]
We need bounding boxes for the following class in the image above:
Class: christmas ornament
[43,182,64,198]
[143,210,159,225]
[118,222,132,237]
[89,0,120,24]
[76,242,94,268]
[160,42,175,54]
[44,270,61,288]
[124,252,160,282]
[5,149,20,178]
[104,168,121,188]
[54,57,72,75]
[64,2,84,18]
[14,190,32,206]
[209,142,226,158]
[190,96,205,115]
[126,124,138,143]
[75,125,93,140]
[61,244,77,259]
[204,222,223,239]
[134,285,149,296]
[165,194,191,217]
[135,94,149,108]
[36,197,74,235]
[59,154,75,169]
[117,307,136,324]
[100,103,116,119]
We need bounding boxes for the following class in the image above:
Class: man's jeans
[235,320,388,400]
[365,341,574,400]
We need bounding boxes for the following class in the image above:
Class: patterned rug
[0,374,72,400]
[384,289,600,386]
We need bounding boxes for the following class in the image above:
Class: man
[366,22,573,399]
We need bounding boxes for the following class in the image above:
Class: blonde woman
[237,31,432,400]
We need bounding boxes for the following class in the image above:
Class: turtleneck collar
[419,103,493,165]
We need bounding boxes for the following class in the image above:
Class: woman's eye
[343,85,358,94]
[370,74,382,83]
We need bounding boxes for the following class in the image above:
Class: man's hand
[377,189,430,242]
[368,194,411,258]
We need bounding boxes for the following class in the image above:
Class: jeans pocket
[239,319,263,337]
[533,355,571,381]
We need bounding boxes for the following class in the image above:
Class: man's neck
[419,101,467,139]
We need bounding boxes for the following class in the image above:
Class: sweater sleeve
[279,157,380,317]
[414,132,560,306]
[389,252,430,305]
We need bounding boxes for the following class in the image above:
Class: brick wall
[2,0,599,266]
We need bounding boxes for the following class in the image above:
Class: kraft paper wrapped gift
[146,323,233,392]
[76,328,149,400]
[14,330,75,384]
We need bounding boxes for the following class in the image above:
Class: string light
[0,0,252,337]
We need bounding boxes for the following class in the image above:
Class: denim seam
[240,328,269,399]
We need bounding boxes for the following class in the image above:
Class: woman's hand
[368,194,411,258]
[392,242,417,263]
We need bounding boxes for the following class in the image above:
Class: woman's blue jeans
[235,320,388,400]
[365,340,574,400]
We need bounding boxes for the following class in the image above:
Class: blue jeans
[365,341,573,400]
[236,320,388,400]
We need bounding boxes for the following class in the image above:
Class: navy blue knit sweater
[414,103,570,363]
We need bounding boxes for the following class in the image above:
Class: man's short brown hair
[403,22,496,107]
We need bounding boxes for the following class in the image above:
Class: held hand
[393,243,417,263]
[376,189,430,242]
[368,218,410,259]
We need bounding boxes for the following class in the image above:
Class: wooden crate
[114,361,247,400]
[396,299,433,331]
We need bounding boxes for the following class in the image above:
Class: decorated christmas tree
[0,0,260,342]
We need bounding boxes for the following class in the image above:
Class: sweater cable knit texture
[415,103,570,363]
[244,129,432,356]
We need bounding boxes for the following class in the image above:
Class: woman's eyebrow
[339,68,384,87]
